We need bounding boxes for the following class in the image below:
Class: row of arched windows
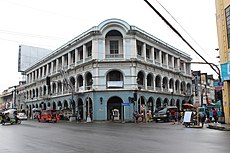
[22,69,191,100]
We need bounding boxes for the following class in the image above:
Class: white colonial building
[16,18,193,121]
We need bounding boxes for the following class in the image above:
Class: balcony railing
[155,60,161,66]
[107,81,123,88]
[85,56,92,62]
[105,54,123,58]
[156,87,161,92]
[77,60,83,65]
[137,55,144,61]
[147,86,154,90]
[146,58,153,63]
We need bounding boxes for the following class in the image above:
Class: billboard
[18,45,53,72]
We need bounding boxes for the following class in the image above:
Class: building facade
[16,19,192,121]
[0,86,17,110]
[215,0,230,123]
[192,71,216,107]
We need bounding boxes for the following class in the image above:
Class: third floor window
[110,40,119,54]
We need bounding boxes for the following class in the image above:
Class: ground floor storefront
[19,90,190,122]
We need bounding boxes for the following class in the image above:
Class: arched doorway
[43,103,46,110]
[47,102,51,109]
[107,96,123,121]
[52,102,56,110]
[77,99,84,120]
[163,98,169,107]
[57,101,62,110]
[170,98,175,106]
[147,97,154,113]
[156,98,162,109]
[64,100,68,109]
[138,96,145,114]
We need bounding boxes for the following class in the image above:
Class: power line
[155,0,218,63]
[0,29,66,40]
[0,37,57,49]
[143,0,219,76]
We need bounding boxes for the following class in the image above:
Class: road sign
[122,102,130,106]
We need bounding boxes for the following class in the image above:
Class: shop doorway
[77,99,84,120]
[107,96,123,121]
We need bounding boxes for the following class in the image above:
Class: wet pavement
[0,120,229,153]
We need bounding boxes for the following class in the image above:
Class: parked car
[154,106,178,122]
[17,113,27,120]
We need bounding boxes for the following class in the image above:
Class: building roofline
[25,18,192,72]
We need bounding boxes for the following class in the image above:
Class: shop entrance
[107,96,123,121]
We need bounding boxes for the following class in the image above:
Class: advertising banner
[221,62,230,81]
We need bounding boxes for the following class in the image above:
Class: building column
[83,44,86,63]
[172,56,175,69]
[51,61,54,74]
[166,54,169,69]
[68,52,71,69]
[56,58,59,72]
[75,48,78,66]
[152,47,155,64]
[159,50,162,67]
[143,43,146,61]
[62,55,65,70]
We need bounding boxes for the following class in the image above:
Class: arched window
[106,70,123,88]
[85,73,93,90]
[105,30,123,58]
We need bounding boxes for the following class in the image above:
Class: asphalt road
[0,120,229,153]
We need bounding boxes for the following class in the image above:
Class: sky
[0,0,219,93]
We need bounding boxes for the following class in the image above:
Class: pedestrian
[201,112,206,127]
[212,108,217,123]
[170,109,176,124]
[205,109,210,123]
[133,111,139,123]
[177,110,181,125]
[111,110,114,121]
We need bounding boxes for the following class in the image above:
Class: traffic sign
[122,102,130,106]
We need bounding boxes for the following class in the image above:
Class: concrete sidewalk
[207,123,230,131]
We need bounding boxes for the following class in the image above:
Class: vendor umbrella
[183,103,194,107]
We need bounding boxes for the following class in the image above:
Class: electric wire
[0,37,57,49]
[143,0,220,79]
[0,29,66,41]
[155,0,218,63]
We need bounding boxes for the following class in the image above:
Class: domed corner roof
[97,18,131,32]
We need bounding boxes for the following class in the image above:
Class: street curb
[207,124,230,131]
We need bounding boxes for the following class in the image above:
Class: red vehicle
[37,110,60,123]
